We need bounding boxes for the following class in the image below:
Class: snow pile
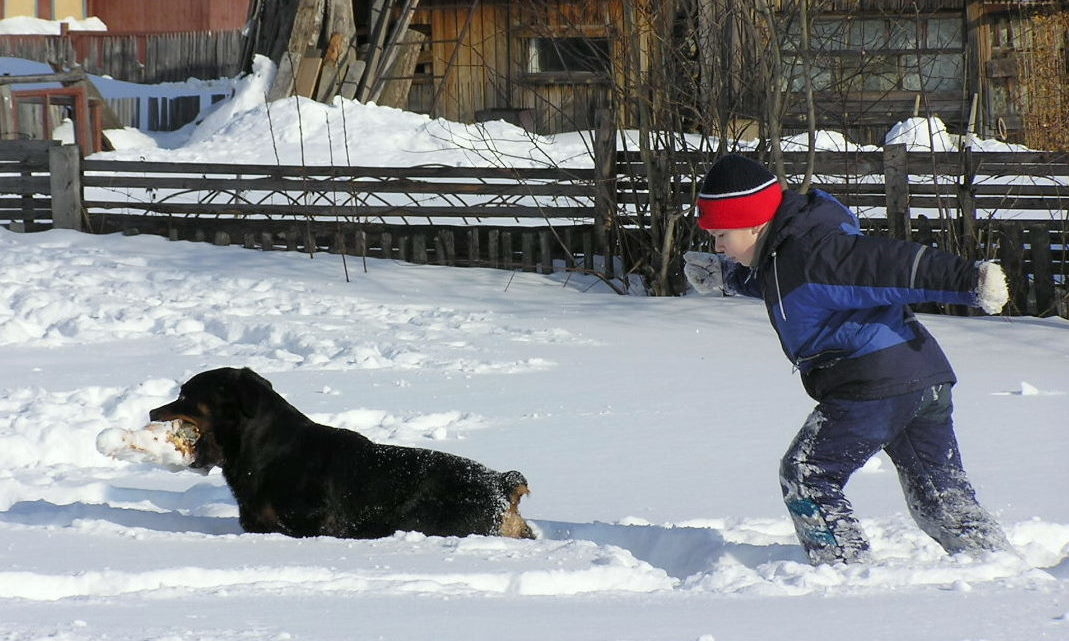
[885,116,954,151]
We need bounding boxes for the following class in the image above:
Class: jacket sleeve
[801,234,979,310]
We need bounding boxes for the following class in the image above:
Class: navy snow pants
[779,384,1010,565]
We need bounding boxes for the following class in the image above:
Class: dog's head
[149,367,275,471]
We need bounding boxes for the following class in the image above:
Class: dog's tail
[499,470,535,539]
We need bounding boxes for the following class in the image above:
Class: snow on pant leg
[883,384,1011,555]
[779,391,925,565]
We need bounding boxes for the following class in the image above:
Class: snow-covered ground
[0,52,1067,641]
[1,225,1067,641]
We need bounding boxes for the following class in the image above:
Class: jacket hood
[759,190,862,264]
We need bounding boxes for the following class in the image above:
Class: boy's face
[708,223,767,266]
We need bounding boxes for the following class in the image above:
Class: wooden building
[84,0,251,32]
[404,0,627,134]
[378,0,1067,145]
[1,0,88,20]
[0,1,251,31]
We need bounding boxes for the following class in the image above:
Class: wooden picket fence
[0,31,244,84]
[1,140,1067,316]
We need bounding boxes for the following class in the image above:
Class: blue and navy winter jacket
[723,189,981,401]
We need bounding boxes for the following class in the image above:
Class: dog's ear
[234,367,271,418]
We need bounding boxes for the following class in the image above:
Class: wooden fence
[0,140,58,231]
[0,31,245,84]
[1,140,1067,316]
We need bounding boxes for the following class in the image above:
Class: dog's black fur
[150,367,534,540]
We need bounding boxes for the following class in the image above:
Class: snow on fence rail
[1,140,1066,316]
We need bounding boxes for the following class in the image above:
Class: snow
[0,56,1068,641]
[0,16,106,35]
[1,226,1067,640]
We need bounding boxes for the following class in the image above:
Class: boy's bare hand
[683,251,725,295]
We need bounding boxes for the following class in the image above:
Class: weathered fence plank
[1028,224,1056,316]
[49,144,82,231]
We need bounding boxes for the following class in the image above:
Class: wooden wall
[411,0,632,134]
[86,0,250,32]
[411,3,511,124]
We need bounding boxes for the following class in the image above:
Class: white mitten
[976,261,1009,315]
[683,251,725,295]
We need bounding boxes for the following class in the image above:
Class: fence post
[467,228,480,266]
[539,229,554,274]
[593,107,616,260]
[1029,224,1054,316]
[487,229,499,268]
[0,86,15,139]
[956,146,978,260]
[883,143,910,241]
[997,221,1028,314]
[50,144,83,231]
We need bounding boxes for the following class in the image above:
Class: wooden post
[488,229,500,268]
[501,231,512,268]
[267,0,327,101]
[539,229,554,274]
[883,144,910,241]
[380,230,393,259]
[352,228,367,256]
[521,233,535,272]
[49,144,83,231]
[301,226,316,253]
[412,233,428,264]
[956,146,978,260]
[329,230,345,253]
[467,228,481,266]
[582,229,594,271]
[1029,224,1055,316]
[563,228,576,269]
[0,86,15,140]
[373,29,428,108]
[593,107,617,253]
[997,221,1027,314]
[436,230,456,266]
[19,164,37,232]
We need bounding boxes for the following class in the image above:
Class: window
[528,37,611,75]
[785,15,964,93]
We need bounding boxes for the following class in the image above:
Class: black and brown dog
[150,367,534,540]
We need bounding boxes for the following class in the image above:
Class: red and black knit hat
[696,154,783,230]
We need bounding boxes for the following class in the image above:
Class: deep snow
[0,53,1067,641]
[0,226,1067,641]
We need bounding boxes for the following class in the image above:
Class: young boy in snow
[684,154,1012,565]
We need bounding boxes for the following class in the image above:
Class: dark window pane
[532,37,610,73]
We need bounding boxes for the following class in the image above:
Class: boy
[684,154,1011,565]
